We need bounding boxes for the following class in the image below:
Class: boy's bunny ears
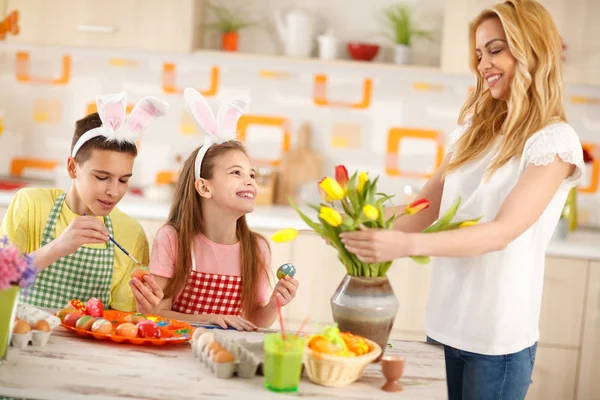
[183,87,250,180]
[71,92,169,158]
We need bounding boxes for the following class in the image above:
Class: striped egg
[91,318,113,334]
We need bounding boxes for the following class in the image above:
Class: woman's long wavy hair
[163,141,270,320]
[448,0,565,175]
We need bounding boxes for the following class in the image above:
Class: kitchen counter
[1,188,600,261]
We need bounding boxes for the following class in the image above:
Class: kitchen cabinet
[3,0,205,53]
[527,346,579,400]
[441,0,600,86]
[577,262,600,400]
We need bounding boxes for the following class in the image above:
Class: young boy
[0,92,167,312]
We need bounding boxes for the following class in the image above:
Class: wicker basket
[303,338,382,388]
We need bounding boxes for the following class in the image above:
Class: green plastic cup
[263,333,305,393]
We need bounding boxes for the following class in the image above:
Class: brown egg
[205,341,223,357]
[213,349,234,363]
[115,322,138,338]
[33,320,51,332]
[13,320,31,334]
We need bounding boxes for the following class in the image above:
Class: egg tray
[10,329,52,349]
[192,333,261,379]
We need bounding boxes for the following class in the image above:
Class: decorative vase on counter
[330,275,399,359]
[0,286,20,361]
[394,44,411,65]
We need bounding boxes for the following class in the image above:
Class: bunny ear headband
[183,87,251,180]
[71,92,170,158]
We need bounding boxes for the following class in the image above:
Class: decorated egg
[65,299,86,314]
[85,297,104,318]
[91,318,113,334]
[131,266,150,281]
[276,263,296,280]
[127,313,147,323]
[75,315,96,331]
[63,312,83,328]
[13,320,31,334]
[115,322,138,338]
[137,321,160,339]
[33,320,51,332]
[56,308,73,322]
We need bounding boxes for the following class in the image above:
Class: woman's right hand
[54,216,109,256]
[205,314,257,331]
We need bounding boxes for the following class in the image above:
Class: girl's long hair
[163,141,270,319]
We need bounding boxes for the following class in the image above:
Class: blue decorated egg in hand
[276,263,296,280]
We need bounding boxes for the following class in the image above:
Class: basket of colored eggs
[303,324,382,388]
[56,298,193,345]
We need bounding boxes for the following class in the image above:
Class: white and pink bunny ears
[183,87,250,180]
[71,92,169,158]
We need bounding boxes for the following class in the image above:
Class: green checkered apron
[21,193,114,308]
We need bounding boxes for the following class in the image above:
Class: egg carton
[191,331,261,379]
[11,330,51,349]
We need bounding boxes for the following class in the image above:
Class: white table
[0,328,447,400]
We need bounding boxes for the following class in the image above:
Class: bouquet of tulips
[272,166,480,277]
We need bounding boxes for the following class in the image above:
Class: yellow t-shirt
[0,188,149,312]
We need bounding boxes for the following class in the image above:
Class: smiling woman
[339,1,585,399]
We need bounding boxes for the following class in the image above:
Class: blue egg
[276,263,296,279]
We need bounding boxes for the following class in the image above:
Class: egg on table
[212,349,235,364]
[115,322,138,338]
[127,313,147,323]
[13,320,31,334]
[33,320,51,332]
[91,318,113,334]
[63,312,83,328]
[276,263,297,280]
[137,320,160,339]
[75,316,96,331]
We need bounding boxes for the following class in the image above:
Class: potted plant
[381,3,432,65]
[272,166,478,354]
[205,1,256,52]
[0,236,38,361]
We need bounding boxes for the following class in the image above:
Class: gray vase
[330,274,399,358]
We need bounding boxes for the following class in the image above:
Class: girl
[144,88,299,331]
[340,1,583,399]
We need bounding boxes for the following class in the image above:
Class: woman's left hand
[340,228,410,263]
[130,274,164,314]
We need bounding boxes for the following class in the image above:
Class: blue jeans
[427,337,537,400]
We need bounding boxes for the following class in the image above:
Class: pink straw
[295,316,309,337]
[276,297,286,340]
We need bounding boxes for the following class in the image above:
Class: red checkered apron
[171,247,243,316]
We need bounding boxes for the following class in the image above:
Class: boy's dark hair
[70,113,138,163]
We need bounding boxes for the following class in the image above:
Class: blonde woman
[341,0,584,398]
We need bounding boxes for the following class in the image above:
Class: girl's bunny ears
[183,87,250,180]
[71,92,169,158]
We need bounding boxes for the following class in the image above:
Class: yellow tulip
[318,177,345,201]
[459,220,478,228]
[319,206,342,227]
[271,228,299,243]
[357,172,368,194]
[362,204,379,221]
